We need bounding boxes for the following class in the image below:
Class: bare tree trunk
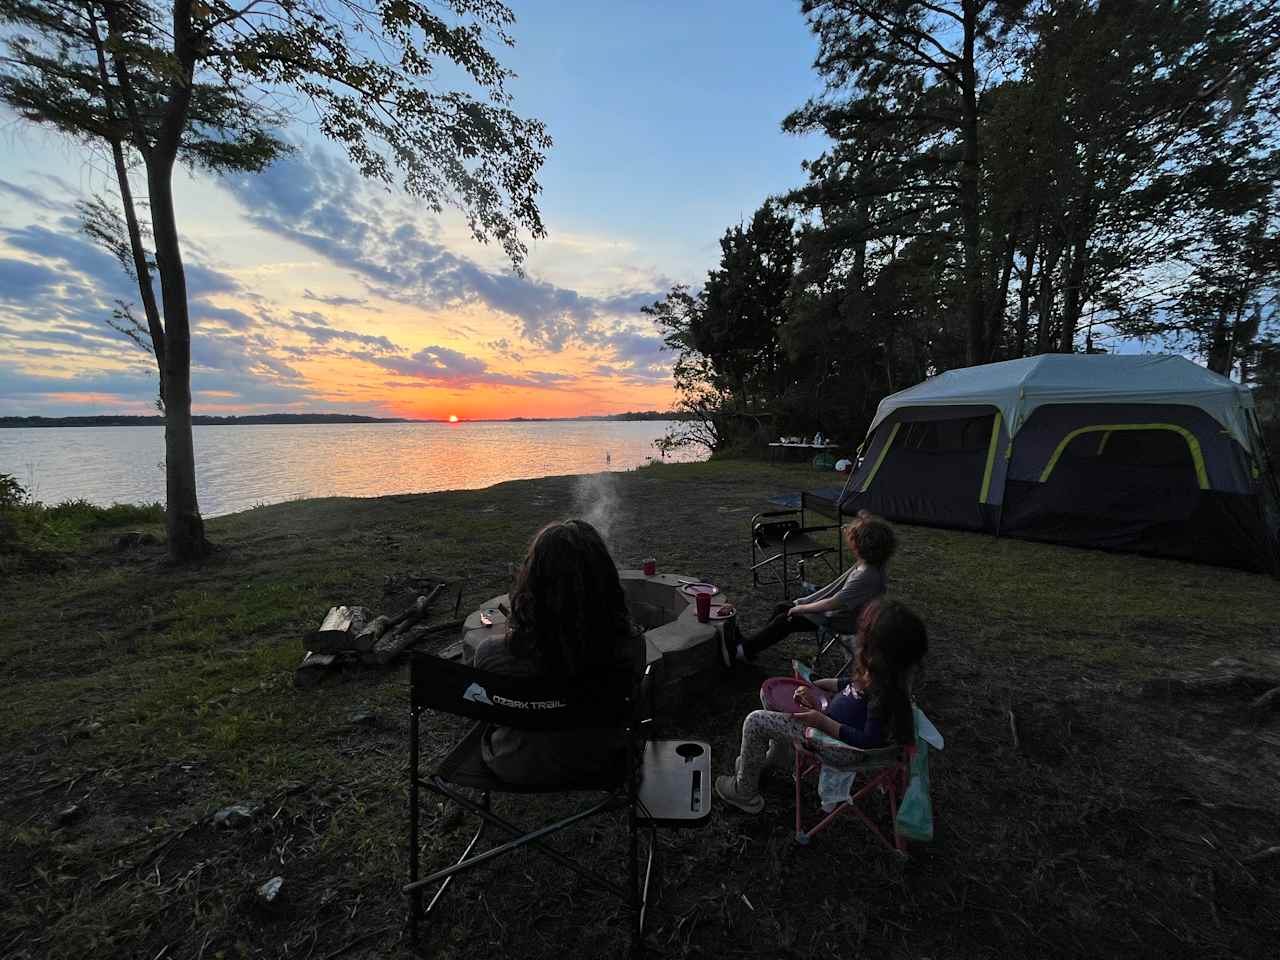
[151,0,207,561]
[1207,305,1233,374]
[1036,242,1061,356]
[1059,231,1088,354]
[987,213,1020,362]
[960,0,986,367]
[149,159,208,561]
[1015,219,1040,359]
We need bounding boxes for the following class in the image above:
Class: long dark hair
[852,599,927,744]
[506,519,633,675]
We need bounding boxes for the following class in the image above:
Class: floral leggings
[732,691,850,795]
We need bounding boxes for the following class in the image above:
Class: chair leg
[408,706,420,943]
[629,798,640,954]
[424,793,488,917]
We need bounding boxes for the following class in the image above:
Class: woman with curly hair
[473,518,644,785]
[736,510,897,661]
[716,598,927,814]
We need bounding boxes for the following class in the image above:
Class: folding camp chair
[812,623,856,677]
[791,726,913,852]
[750,508,839,600]
[405,652,711,954]
[785,661,927,854]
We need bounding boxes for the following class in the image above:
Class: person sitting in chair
[474,519,645,786]
[716,599,927,814]
[736,510,896,661]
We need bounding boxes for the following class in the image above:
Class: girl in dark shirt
[716,599,927,814]
[474,519,644,785]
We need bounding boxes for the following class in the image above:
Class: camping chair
[812,623,856,677]
[405,652,711,954]
[750,508,840,600]
[786,661,934,854]
[792,725,913,852]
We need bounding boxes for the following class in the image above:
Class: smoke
[573,472,619,550]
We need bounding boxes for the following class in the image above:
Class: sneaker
[714,774,765,814]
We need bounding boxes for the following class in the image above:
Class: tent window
[1040,424,1209,489]
[899,414,994,453]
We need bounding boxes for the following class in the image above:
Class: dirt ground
[2,458,1278,959]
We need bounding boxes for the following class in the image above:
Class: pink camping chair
[791,727,913,852]
[761,663,915,853]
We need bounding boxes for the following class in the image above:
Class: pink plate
[679,582,720,598]
[760,677,830,714]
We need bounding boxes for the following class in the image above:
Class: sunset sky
[0,2,824,420]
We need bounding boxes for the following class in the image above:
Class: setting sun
[448,415,459,423]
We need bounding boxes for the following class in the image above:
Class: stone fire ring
[460,571,732,710]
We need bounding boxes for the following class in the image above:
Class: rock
[55,803,85,826]
[213,802,260,829]
[70,720,103,739]
[1211,657,1249,671]
[257,876,285,904]
[348,709,377,727]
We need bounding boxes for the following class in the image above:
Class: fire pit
[459,571,733,713]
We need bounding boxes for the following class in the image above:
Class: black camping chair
[750,504,840,600]
[406,652,711,954]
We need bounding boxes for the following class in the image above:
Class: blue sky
[0,1,826,419]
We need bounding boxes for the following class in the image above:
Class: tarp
[867,355,1256,448]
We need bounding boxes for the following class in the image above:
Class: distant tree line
[649,0,1280,454]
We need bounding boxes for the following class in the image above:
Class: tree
[797,0,1028,366]
[1,0,550,561]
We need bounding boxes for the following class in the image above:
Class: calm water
[0,420,702,517]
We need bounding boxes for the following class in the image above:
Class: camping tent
[840,354,1280,573]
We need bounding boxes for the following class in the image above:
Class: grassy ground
[2,459,1278,959]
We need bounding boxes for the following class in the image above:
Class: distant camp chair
[786,662,938,854]
[750,506,839,600]
[405,653,711,954]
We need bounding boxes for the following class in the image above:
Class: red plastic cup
[643,557,656,576]
[696,591,711,622]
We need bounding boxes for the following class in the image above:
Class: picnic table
[768,441,842,464]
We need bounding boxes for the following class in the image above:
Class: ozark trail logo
[462,682,492,705]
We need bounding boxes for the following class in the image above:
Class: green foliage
[0,475,164,554]
[645,0,1280,448]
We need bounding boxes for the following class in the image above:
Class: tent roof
[868,354,1256,446]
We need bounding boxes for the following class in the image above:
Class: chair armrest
[799,522,840,534]
[799,728,904,768]
[752,509,798,525]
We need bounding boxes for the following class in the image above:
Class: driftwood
[352,591,437,651]
[370,618,464,664]
[309,606,373,654]
[361,587,451,665]
[294,652,337,688]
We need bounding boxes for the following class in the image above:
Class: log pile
[295,579,463,687]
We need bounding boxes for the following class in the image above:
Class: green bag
[895,707,943,843]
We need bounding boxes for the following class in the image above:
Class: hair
[506,519,634,676]
[851,599,928,744]
[843,510,897,567]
